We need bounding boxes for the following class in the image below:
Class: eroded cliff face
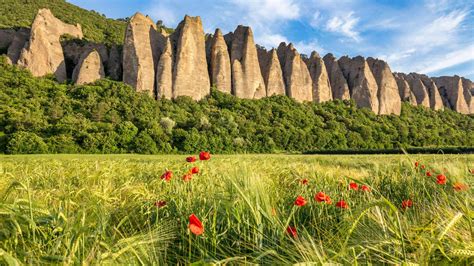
[17,9,83,82]
[306,51,332,103]
[433,76,470,114]
[72,50,104,85]
[367,58,401,115]
[122,12,159,96]
[338,56,379,113]
[210,29,232,94]
[277,43,312,102]
[4,8,473,115]
[171,16,210,100]
[229,26,266,99]
[323,53,350,101]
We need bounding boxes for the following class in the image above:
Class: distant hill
[0,0,127,45]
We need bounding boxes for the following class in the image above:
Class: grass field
[0,154,473,264]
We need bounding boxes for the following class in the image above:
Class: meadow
[0,154,472,265]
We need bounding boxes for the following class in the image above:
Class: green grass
[0,154,473,264]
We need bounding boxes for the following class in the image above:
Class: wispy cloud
[325,12,361,41]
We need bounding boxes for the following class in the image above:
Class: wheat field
[0,154,473,264]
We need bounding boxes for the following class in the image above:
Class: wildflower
[336,200,349,209]
[349,182,358,190]
[315,192,327,202]
[186,156,196,162]
[154,200,167,208]
[301,178,309,185]
[315,192,331,204]
[426,171,432,177]
[415,161,419,168]
[453,182,468,191]
[286,226,297,238]
[436,174,447,185]
[199,151,211,161]
[294,196,307,207]
[401,199,413,209]
[183,174,192,182]
[189,214,204,235]
[421,165,426,169]
[190,166,199,174]
[160,170,173,182]
[361,185,371,192]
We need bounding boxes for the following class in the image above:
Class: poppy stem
[188,231,192,262]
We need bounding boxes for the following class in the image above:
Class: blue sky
[69,0,474,79]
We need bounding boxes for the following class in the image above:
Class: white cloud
[230,0,300,22]
[325,12,360,41]
[257,33,289,49]
[419,45,474,74]
[293,40,326,56]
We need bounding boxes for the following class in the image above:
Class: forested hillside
[0,0,126,44]
[1,57,472,154]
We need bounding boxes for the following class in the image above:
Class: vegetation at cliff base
[0,154,472,264]
[0,0,126,45]
[0,56,473,154]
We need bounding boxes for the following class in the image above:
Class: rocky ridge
[2,8,473,115]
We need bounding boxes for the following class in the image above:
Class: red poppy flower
[160,170,173,181]
[190,166,199,174]
[189,214,204,235]
[415,161,419,168]
[421,165,426,169]
[361,185,371,192]
[186,156,196,162]
[199,151,211,161]
[294,196,307,207]
[349,182,358,190]
[401,199,413,209]
[436,174,447,185]
[286,226,297,238]
[301,178,309,185]
[336,200,349,209]
[426,171,432,177]
[154,200,167,208]
[183,174,192,182]
[315,192,327,202]
[453,182,468,191]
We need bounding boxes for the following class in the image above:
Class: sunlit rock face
[17,9,83,82]
[338,56,379,113]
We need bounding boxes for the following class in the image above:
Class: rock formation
[17,9,83,82]
[6,28,30,64]
[171,16,210,100]
[393,73,417,105]
[338,56,379,113]
[209,29,231,94]
[367,57,401,115]
[107,45,122,80]
[461,78,474,114]
[419,75,444,110]
[72,50,104,85]
[433,76,470,114]
[229,26,266,99]
[4,8,474,115]
[122,12,159,96]
[306,51,332,103]
[323,53,350,100]
[404,74,430,108]
[257,47,285,96]
[156,37,173,99]
[277,43,313,102]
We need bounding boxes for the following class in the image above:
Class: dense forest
[0,56,472,154]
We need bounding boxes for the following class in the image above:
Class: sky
[69,0,474,79]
